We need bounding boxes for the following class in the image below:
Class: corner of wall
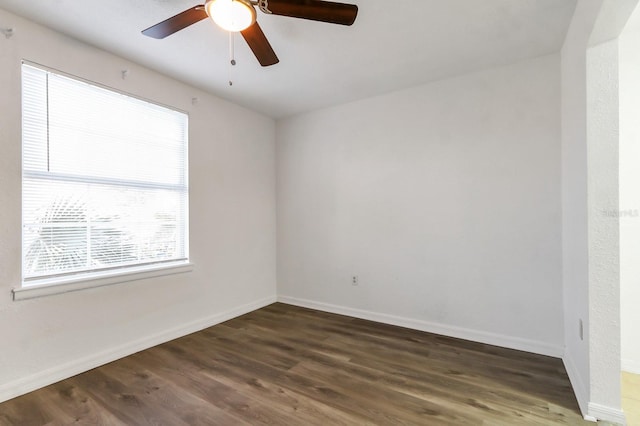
[279,296,564,358]
[587,403,627,424]
[563,352,590,416]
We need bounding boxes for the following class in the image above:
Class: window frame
[15,62,192,301]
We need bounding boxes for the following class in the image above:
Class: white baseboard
[588,402,627,425]
[563,353,589,417]
[277,295,564,358]
[622,358,640,374]
[0,295,277,404]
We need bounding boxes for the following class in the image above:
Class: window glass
[22,64,189,284]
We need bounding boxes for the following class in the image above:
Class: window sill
[12,262,194,301]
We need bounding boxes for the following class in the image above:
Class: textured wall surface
[586,38,622,414]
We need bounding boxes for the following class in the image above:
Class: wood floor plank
[0,303,592,425]
[142,343,368,425]
[0,394,55,426]
[161,335,386,423]
[161,337,377,425]
[40,382,127,425]
[69,369,191,425]
[100,358,249,426]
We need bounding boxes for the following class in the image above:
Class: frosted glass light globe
[205,0,256,32]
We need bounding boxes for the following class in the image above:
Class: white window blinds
[22,64,189,285]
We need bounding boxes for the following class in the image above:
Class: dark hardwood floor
[0,303,593,425]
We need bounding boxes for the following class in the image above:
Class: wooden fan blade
[265,0,358,26]
[241,22,279,67]
[142,6,208,39]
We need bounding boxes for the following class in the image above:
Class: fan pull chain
[228,31,236,86]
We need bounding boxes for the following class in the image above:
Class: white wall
[586,37,622,419]
[277,54,564,356]
[620,4,640,375]
[0,8,277,402]
[560,3,638,422]
[582,1,640,421]
[560,0,602,416]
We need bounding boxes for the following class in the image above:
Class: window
[20,63,189,293]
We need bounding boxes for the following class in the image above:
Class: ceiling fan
[142,0,359,67]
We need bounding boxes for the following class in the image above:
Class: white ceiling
[0,0,577,118]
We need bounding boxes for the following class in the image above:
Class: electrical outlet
[579,319,584,340]
[352,275,358,286]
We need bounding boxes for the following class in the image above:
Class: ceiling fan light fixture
[205,0,256,32]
